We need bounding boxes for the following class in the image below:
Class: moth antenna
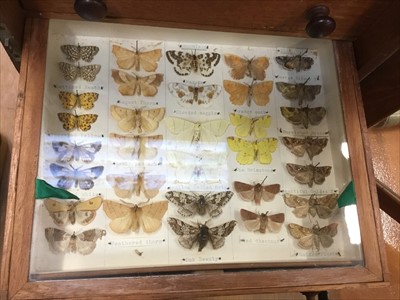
[135,40,139,50]
[260,175,268,185]
[303,77,311,85]
[300,49,308,56]
[314,162,320,167]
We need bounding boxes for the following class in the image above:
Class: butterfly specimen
[283,193,338,219]
[165,117,229,146]
[49,163,104,190]
[103,200,168,233]
[58,62,101,82]
[275,50,314,72]
[109,133,162,160]
[223,79,273,106]
[287,223,338,251]
[60,44,99,62]
[227,137,278,165]
[276,79,321,106]
[57,112,98,131]
[286,163,332,187]
[224,54,269,80]
[166,50,221,77]
[112,43,162,72]
[106,172,165,199]
[44,196,103,226]
[280,106,326,129]
[230,113,272,138]
[281,136,328,160]
[168,217,236,251]
[110,105,165,133]
[58,90,99,110]
[52,141,102,163]
[111,69,163,96]
[240,209,285,233]
[233,177,280,205]
[45,228,106,255]
[168,82,221,107]
[165,191,233,217]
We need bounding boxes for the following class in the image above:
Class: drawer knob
[74,0,108,21]
[305,5,336,38]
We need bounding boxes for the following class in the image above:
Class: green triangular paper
[338,181,356,208]
[35,179,79,200]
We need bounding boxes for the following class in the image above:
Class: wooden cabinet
[1,1,395,299]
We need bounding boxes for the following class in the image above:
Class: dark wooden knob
[305,5,336,38]
[74,0,107,21]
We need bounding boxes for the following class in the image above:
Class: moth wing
[77,114,98,131]
[165,191,199,217]
[76,229,106,255]
[111,69,139,96]
[49,163,75,190]
[280,107,306,127]
[78,92,99,110]
[79,45,99,62]
[197,84,222,106]
[166,51,194,76]
[233,181,255,202]
[205,191,233,217]
[60,45,80,61]
[140,107,165,133]
[313,166,332,185]
[79,65,101,82]
[261,183,280,201]
[106,174,137,198]
[75,141,102,162]
[142,174,166,199]
[57,113,77,131]
[75,196,103,225]
[249,56,269,80]
[224,54,248,80]
[168,217,200,249]
[227,137,255,165]
[308,107,327,126]
[305,137,328,160]
[252,81,273,106]
[275,56,298,71]
[52,141,74,163]
[304,85,321,101]
[112,45,138,70]
[197,52,221,76]
[103,200,135,233]
[240,209,261,232]
[110,133,140,159]
[299,57,314,71]
[282,137,306,157]
[286,163,314,187]
[139,201,168,233]
[276,82,299,100]
[165,117,196,142]
[139,135,163,160]
[138,74,163,97]
[110,105,137,132]
[256,138,278,164]
[45,228,72,254]
[208,221,236,249]
[201,119,229,138]
[317,224,338,248]
[58,62,78,81]
[58,91,77,109]
[168,83,194,105]
[266,213,285,233]
[44,199,71,226]
[223,80,249,105]
[317,193,338,209]
[75,166,103,190]
[283,193,310,218]
[139,49,162,72]
[229,113,252,137]
[288,223,314,249]
[253,115,271,139]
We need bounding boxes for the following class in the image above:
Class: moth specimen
[227,136,278,165]
[240,209,284,233]
[234,177,280,205]
[283,193,338,219]
[60,44,99,62]
[103,200,168,234]
[223,79,273,106]
[230,113,272,139]
[45,228,106,255]
[165,191,233,217]
[286,163,332,187]
[281,136,328,160]
[166,50,221,77]
[112,43,162,72]
[49,163,104,190]
[276,79,321,106]
[106,172,165,199]
[224,54,269,80]
[165,117,229,146]
[58,90,99,110]
[109,133,162,160]
[280,106,326,129]
[168,82,221,107]
[110,105,165,133]
[111,69,163,96]
[58,62,101,82]
[275,50,314,72]
[57,112,98,132]
[168,217,236,251]
[44,196,103,226]
[52,141,102,163]
[287,223,338,251]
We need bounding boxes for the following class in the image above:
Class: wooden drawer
[0,12,389,300]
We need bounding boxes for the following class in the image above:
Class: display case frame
[1,18,388,299]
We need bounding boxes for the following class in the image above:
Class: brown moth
[61,44,99,63]
[283,193,338,219]
[280,106,326,129]
[287,223,338,251]
[111,69,163,96]
[234,176,280,205]
[276,78,321,106]
[223,79,273,106]
[240,209,285,233]
[44,197,103,226]
[286,163,332,187]
[281,136,328,160]
[168,82,221,107]
[45,228,106,255]
[275,50,314,72]
[224,54,269,80]
[109,133,163,160]
[168,217,236,251]
[58,62,101,82]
